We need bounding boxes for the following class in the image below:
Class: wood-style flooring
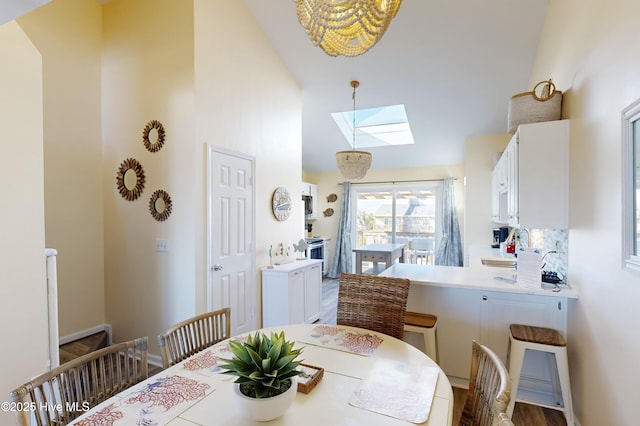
[321,277,567,426]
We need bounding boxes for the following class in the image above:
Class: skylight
[331,104,415,148]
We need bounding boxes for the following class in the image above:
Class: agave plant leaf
[249,371,264,380]
[267,336,283,361]
[273,354,299,370]
[261,357,271,372]
[246,346,264,369]
[228,340,252,365]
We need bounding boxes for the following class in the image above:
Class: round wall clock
[272,186,292,221]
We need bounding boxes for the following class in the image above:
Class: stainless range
[305,237,329,276]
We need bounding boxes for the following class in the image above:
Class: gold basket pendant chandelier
[296,0,403,57]
[336,80,372,180]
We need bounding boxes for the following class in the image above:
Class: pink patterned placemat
[349,359,439,423]
[178,334,250,375]
[297,325,384,356]
[69,372,215,426]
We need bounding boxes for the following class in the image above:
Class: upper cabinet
[492,120,569,229]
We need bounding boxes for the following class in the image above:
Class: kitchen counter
[379,263,578,298]
[380,262,577,396]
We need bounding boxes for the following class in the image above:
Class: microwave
[301,182,317,219]
[302,194,313,218]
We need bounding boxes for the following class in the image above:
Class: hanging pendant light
[296,0,403,57]
[336,80,372,180]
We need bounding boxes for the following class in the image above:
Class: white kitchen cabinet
[303,261,322,323]
[491,142,515,223]
[406,282,568,393]
[261,259,322,327]
[492,120,569,228]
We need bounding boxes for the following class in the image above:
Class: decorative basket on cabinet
[508,79,562,134]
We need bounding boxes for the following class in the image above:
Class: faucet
[520,228,531,247]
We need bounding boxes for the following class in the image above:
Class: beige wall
[101,0,197,355]
[0,21,48,418]
[3,0,302,368]
[463,134,511,261]
[101,0,302,357]
[193,0,303,314]
[17,0,105,338]
[304,165,464,271]
[531,0,640,423]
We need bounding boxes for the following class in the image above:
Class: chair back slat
[337,273,410,339]
[157,307,231,368]
[459,340,512,426]
[10,336,148,426]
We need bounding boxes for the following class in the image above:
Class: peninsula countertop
[379,263,578,299]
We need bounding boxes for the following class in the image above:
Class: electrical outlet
[156,238,169,253]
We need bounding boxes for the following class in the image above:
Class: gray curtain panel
[329,182,353,278]
[435,177,463,266]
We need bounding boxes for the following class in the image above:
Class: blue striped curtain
[329,182,353,278]
[435,177,463,266]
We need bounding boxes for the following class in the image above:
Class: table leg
[356,253,362,274]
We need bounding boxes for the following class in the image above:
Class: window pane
[354,184,441,268]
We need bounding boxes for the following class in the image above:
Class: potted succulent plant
[219,331,303,421]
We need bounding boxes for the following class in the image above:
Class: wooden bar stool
[507,324,574,425]
[403,311,438,363]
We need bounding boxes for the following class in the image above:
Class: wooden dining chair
[157,307,231,368]
[337,273,410,339]
[459,340,512,426]
[9,336,148,426]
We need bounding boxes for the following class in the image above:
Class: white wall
[0,20,48,421]
[17,0,105,337]
[530,0,640,423]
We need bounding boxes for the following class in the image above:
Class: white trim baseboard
[58,324,112,346]
[147,353,163,369]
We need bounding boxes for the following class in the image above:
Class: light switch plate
[156,238,169,253]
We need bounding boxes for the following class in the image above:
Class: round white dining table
[69,323,453,425]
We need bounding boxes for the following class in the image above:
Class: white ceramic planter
[233,377,297,421]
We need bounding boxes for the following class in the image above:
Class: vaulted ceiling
[243,0,549,173]
[3,1,549,175]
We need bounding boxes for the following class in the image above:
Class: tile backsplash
[516,228,568,282]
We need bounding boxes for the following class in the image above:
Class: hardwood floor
[321,277,567,425]
[59,331,109,365]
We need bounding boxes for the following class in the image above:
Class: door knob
[213,264,223,271]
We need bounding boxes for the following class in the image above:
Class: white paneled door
[207,147,256,336]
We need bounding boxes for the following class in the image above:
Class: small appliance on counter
[492,226,511,248]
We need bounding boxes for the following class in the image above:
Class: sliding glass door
[352,182,443,265]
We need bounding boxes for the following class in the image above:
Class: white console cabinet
[261,259,322,327]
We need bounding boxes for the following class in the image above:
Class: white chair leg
[424,326,438,363]
[554,348,574,425]
[507,337,526,418]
